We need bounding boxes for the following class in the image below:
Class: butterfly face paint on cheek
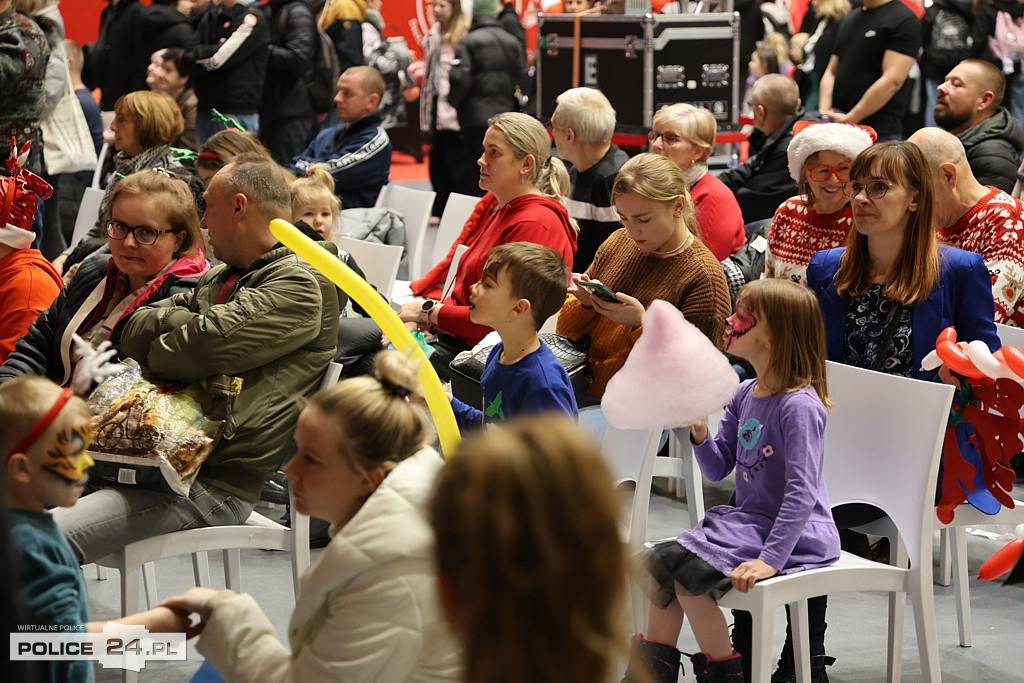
[723,299,758,352]
[41,422,94,483]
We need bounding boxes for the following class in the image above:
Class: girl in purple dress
[625,279,841,683]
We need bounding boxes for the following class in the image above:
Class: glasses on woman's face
[806,164,851,183]
[648,130,684,146]
[842,179,893,200]
[105,220,175,246]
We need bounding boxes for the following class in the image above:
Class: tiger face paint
[38,419,94,508]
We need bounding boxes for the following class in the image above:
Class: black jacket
[959,107,1024,194]
[0,252,205,386]
[141,3,197,51]
[260,0,316,123]
[184,0,271,114]
[718,110,815,224]
[448,18,524,130]
[90,0,150,109]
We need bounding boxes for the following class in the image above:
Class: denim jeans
[52,480,254,565]
[195,111,260,148]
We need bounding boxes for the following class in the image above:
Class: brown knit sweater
[556,228,732,397]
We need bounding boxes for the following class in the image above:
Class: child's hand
[159,586,221,636]
[730,559,778,593]
[688,419,709,445]
[138,606,193,635]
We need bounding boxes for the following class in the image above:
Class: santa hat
[787,121,877,183]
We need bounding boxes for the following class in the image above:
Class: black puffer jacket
[718,110,817,224]
[448,18,523,131]
[184,0,270,114]
[260,0,316,123]
[90,0,149,109]
[959,107,1024,194]
[141,3,197,51]
[0,251,208,386]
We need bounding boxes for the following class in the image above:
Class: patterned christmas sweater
[764,196,852,286]
[937,186,1024,327]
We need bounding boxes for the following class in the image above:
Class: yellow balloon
[270,219,461,457]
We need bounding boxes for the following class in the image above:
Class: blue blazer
[806,246,1000,380]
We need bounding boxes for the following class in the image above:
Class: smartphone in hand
[577,280,623,304]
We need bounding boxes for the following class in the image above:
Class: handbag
[449,333,592,408]
[39,43,98,175]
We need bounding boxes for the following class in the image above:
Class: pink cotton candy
[603,300,738,430]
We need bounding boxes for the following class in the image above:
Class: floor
[85,477,1024,682]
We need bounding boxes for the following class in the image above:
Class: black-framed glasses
[647,130,683,146]
[842,179,893,200]
[105,220,176,245]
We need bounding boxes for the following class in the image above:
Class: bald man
[934,59,1024,194]
[910,127,1024,327]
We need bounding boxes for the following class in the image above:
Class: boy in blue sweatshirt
[450,242,578,429]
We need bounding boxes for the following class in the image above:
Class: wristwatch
[420,299,437,324]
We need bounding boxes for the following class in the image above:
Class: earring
[674,211,681,218]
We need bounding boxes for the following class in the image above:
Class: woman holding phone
[556,153,732,404]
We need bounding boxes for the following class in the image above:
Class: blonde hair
[106,169,204,258]
[762,32,790,68]
[488,112,571,200]
[553,88,616,145]
[437,0,470,46]
[815,0,852,21]
[738,279,831,407]
[611,153,701,241]
[429,416,627,683]
[652,103,717,163]
[113,91,185,149]
[833,141,939,306]
[307,350,430,477]
[0,377,91,458]
[197,129,280,178]
[291,165,341,224]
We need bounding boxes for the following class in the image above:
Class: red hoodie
[436,194,577,345]
[0,249,63,362]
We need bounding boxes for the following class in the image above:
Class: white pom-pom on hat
[787,121,877,183]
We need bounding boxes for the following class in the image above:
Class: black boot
[770,654,836,683]
[622,635,682,683]
[690,652,745,682]
[730,609,753,681]
[773,596,833,682]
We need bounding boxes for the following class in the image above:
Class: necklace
[650,232,693,256]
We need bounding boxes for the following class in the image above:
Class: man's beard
[934,104,972,132]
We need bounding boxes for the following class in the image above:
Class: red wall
[62,1,542,61]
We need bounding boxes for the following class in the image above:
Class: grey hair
[224,152,291,219]
[553,88,616,145]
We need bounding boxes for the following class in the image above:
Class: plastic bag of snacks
[86,359,243,496]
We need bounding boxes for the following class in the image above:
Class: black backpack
[278,4,341,115]
[924,7,974,76]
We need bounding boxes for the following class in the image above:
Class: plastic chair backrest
[433,193,479,264]
[336,236,404,297]
[376,184,436,280]
[600,424,663,553]
[822,361,953,570]
[441,244,470,301]
[91,142,109,189]
[995,322,1024,349]
[71,187,104,247]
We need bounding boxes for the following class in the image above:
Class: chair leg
[96,564,109,580]
[790,600,811,683]
[681,445,705,530]
[192,551,212,587]
[224,548,242,591]
[909,571,942,683]
[887,536,908,683]
[141,562,158,609]
[748,606,774,683]
[937,528,952,586]
[950,526,972,647]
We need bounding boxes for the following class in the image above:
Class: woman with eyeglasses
[0,169,209,390]
[649,104,746,261]
[763,121,876,285]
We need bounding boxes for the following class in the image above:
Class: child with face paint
[625,279,841,683]
[1,376,192,683]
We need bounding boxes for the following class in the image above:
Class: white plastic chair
[598,424,665,633]
[931,321,1024,647]
[432,192,478,265]
[336,235,404,299]
[374,183,436,280]
[70,187,104,247]
[712,362,953,683]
